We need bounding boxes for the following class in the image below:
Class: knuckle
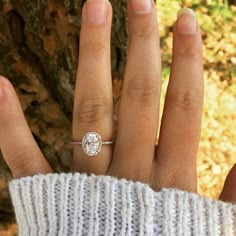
[135,22,156,40]
[125,75,158,105]
[0,112,18,128]
[171,91,202,112]
[77,96,109,123]
[82,41,106,54]
[178,46,202,60]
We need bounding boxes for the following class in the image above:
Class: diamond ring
[72,132,114,156]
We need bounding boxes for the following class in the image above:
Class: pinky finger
[219,164,236,203]
[0,76,53,178]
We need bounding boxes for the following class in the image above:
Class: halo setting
[72,131,114,156]
[81,132,102,156]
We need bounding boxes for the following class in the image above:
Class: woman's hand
[0,0,235,202]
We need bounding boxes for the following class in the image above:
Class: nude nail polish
[130,0,152,15]
[177,8,197,35]
[86,0,108,25]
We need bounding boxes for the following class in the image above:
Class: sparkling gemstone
[82,132,102,156]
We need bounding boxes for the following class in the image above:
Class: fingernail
[86,0,108,25]
[130,0,152,15]
[177,8,197,35]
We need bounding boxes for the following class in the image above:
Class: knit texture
[9,173,236,236]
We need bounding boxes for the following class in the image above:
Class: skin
[0,0,235,203]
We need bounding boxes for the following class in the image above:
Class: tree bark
[228,0,236,6]
[0,0,127,225]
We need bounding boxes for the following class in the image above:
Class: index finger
[0,76,53,178]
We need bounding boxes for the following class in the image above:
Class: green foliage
[157,0,236,96]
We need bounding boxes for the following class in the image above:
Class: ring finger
[72,0,113,175]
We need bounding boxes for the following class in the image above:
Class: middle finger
[109,0,161,178]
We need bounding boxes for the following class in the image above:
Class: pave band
[72,141,114,145]
[72,132,114,157]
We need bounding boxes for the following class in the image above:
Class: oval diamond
[81,132,102,156]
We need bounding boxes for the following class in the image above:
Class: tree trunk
[0,0,127,226]
[228,0,236,6]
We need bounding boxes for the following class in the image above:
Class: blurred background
[0,0,235,234]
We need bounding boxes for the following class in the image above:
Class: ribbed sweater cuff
[9,173,236,236]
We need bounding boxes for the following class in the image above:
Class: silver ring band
[72,131,114,156]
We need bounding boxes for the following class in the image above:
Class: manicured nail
[177,8,197,35]
[86,0,108,25]
[130,0,152,15]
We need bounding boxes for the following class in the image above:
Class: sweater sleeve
[8,173,236,236]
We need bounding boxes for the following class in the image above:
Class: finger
[72,0,113,175]
[156,9,203,192]
[0,76,53,178]
[109,0,161,178]
[219,164,236,203]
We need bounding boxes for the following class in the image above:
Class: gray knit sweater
[9,173,236,235]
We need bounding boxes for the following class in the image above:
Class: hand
[0,0,235,203]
